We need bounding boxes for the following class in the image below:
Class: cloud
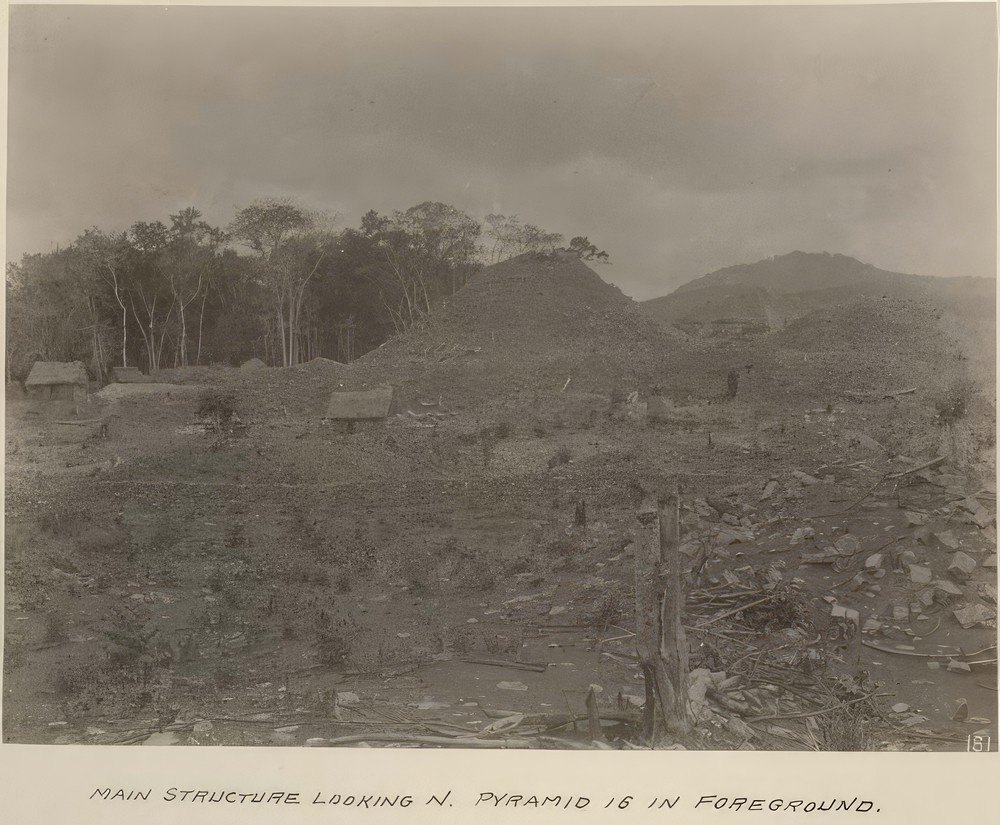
[6,4,996,298]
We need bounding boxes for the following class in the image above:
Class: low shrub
[547,446,573,468]
[932,376,976,426]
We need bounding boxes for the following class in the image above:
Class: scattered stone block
[679,541,700,557]
[899,549,918,565]
[976,582,997,605]
[790,527,815,545]
[983,554,997,569]
[793,471,820,486]
[953,604,997,629]
[929,580,963,601]
[891,702,911,713]
[830,604,860,625]
[904,511,928,527]
[971,509,993,529]
[694,500,715,519]
[834,535,860,555]
[908,564,933,585]
[947,551,976,582]
[932,530,960,551]
[142,732,180,746]
[892,605,910,622]
[959,497,982,514]
[946,659,972,673]
[865,553,884,569]
[952,698,969,722]
[759,480,778,501]
[725,716,756,741]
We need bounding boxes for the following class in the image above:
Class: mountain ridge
[643,251,994,331]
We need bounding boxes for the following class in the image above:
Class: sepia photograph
[3,0,997,763]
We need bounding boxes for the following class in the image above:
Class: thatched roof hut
[25,360,89,401]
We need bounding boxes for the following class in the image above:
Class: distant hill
[641,251,995,402]
[643,251,994,339]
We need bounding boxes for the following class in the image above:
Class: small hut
[25,361,89,402]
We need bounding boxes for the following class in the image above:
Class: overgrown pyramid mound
[355,252,701,404]
[756,296,963,398]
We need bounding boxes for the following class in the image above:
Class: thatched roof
[112,366,146,383]
[25,360,88,386]
[326,387,393,420]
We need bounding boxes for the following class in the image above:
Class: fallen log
[318,733,536,748]
[861,641,963,658]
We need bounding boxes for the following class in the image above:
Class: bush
[457,557,496,592]
[315,630,352,666]
[43,612,69,644]
[932,376,975,426]
[313,612,352,666]
[102,608,159,684]
[54,660,104,699]
[197,390,240,432]
[726,369,739,400]
[213,663,238,689]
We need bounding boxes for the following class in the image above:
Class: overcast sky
[6,3,997,299]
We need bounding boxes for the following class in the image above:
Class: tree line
[6,199,609,383]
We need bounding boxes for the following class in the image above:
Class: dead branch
[457,657,548,673]
[886,456,946,480]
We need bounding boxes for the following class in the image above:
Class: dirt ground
[4,364,995,751]
[3,261,997,751]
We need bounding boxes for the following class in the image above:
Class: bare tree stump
[634,489,692,742]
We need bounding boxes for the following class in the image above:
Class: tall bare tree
[229,198,334,366]
[74,228,132,369]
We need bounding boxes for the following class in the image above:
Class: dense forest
[5,199,608,383]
